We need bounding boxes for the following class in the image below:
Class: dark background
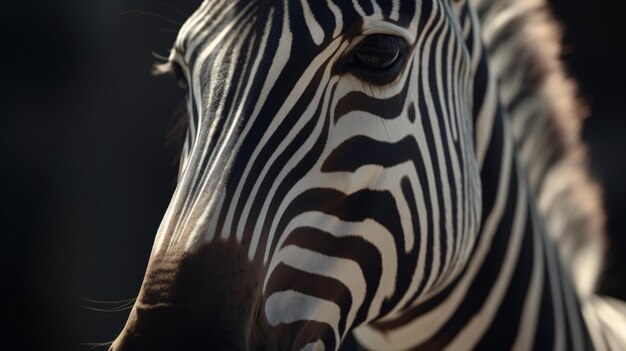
[0,1,624,350]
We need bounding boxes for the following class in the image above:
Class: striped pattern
[111,0,626,350]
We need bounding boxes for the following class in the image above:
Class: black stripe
[475,211,534,349]
[281,227,382,331]
[265,263,352,339]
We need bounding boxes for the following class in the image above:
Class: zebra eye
[171,61,189,91]
[354,35,402,68]
[347,34,408,84]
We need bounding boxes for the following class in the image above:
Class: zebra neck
[422,103,596,349]
[472,0,605,295]
[352,86,593,351]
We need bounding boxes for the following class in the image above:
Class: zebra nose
[111,241,266,351]
[109,298,250,351]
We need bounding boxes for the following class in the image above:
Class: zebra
[110,0,626,350]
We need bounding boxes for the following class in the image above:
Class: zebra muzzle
[110,240,268,351]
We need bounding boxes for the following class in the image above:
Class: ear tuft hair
[152,61,173,76]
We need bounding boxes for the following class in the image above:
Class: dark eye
[171,61,189,91]
[354,34,403,69]
[344,34,408,84]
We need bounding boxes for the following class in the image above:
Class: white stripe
[351,0,366,17]
[242,38,345,260]
[159,8,255,253]
[325,0,344,38]
[355,103,513,350]
[253,69,335,262]
[511,205,544,351]
[175,0,215,50]
[390,0,400,21]
[279,245,366,336]
[370,0,382,15]
[221,2,292,243]
[541,218,566,351]
[300,0,325,45]
[168,12,255,250]
[265,290,341,347]
[415,1,448,294]
[265,212,397,323]
[447,173,527,350]
[183,1,247,63]
[302,340,326,351]
[432,20,460,285]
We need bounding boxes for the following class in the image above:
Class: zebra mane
[471,0,606,295]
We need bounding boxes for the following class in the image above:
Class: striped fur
[111,0,626,350]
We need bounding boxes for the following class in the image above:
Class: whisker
[78,303,135,313]
[73,294,137,305]
[152,51,171,62]
[121,10,183,26]
[73,293,136,312]
[79,341,114,350]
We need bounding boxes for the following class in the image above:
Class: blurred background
[0,1,624,349]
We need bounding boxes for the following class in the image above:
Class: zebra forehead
[174,0,422,53]
[187,0,413,17]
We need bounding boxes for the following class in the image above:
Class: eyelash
[335,34,409,85]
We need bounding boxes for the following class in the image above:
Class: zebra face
[113,0,483,350]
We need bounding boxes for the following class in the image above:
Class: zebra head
[113,0,484,350]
